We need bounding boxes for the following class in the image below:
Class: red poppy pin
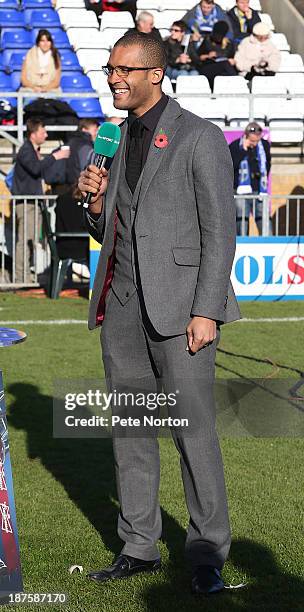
[154,129,169,149]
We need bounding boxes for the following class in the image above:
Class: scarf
[237,137,268,195]
[191,4,219,34]
[234,7,247,33]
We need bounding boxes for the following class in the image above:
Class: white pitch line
[0,317,303,325]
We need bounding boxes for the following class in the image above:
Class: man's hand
[186,317,217,354]
[78,165,109,215]
[53,148,70,160]
[244,7,252,19]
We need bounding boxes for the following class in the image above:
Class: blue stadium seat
[22,0,52,8]
[0,9,25,27]
[61,73,94,92]
[31,28,71,49]
[10,70,21,90]
[1,30,32,50]
[24,8,61,28]
[64,97,104,120]
[59,50,81,72]
[0,71,14,89]
[0,0,19,8]
[4,50,27,71]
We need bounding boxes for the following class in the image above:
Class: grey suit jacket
[86,97,241,334]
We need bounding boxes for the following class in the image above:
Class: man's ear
[151,67,164,85]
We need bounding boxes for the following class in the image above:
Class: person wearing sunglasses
[164,20,199,80]
[229,122,272,235]
[79,31,240,597]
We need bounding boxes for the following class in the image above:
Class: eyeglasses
[247,127,262,134]
[102,65,159,77]
[170,28,183,32]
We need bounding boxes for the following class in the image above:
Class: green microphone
[83,122,121,208]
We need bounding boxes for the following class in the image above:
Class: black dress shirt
[125,94,169,193]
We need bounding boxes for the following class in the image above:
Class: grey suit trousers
[101,287,231,570]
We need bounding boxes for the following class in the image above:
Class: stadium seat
[1,29,32,49]
[154,11,186,29]
[24,8,61,28]
[63,97,104,119]
[56,0,85,7]
[176,75,211,95]
[0,0,19,8]
[259,12,274,31]
[99,11,134,30]
[57,8,98,29]
[67,28,104,51]
[213,75,249,94]
[10,69,20,90]
[99,28,128,49]
[136,0,164,8]
[77,49,110,74]
[86,71,110,94]
[271,33,290,52]
[162,75,174,96]
[278,54,304,73]
[2,50,27,71]
[22,0,52,8]
[177,97,226,129]
[31,28,71,49]
[59,49,81,72]
[213,77,250,127]
[0,71,14,89]
[99,95,127,119]
[161,0,194,9]
[251,76,287,121]
[267,100,304,144]
[0,9,25,27]
[227,99,250,127]
[61,72,94,91]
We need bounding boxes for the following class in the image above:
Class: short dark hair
[172,20,187,32]
[114,31,168,72]
[26,118,44,137]
[79,118,99,130]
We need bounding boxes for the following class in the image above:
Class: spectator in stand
[66,118,99,186]
[11,119,70,283]
[85,0,137,22]
[183,0,232,40]
[164,21,199,79]
[191,21,237,89]
[235,22,281,79]
[20,29,61,93]
[228,0,261,45]
[229,122,272,235]
[126,11,162,42]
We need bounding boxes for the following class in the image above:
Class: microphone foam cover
[94,122,121,158]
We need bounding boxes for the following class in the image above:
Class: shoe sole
[88,563,161,583]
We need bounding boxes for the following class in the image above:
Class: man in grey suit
[79,31,240,595]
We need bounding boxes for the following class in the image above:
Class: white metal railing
[0,194,303,288]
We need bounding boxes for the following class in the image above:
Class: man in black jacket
[12,118,69,283]
[228,0,261,45]
[66,118,99,186]
[229,122,271,235]
[164,20,199,79]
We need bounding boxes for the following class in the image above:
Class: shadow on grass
[142,539,304,612]
[6,383,186,565]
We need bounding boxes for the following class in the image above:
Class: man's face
[170,25,184,43]
[237,0,249,12]
[85,123,99,141]
[107,45,162,114]
[247,133,262,147]
[31,125,47,145]
[137,16,154,33]
[200,1,214,16]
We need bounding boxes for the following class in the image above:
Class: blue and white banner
[232,236,304,301]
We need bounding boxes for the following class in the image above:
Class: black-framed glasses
[170,27,183,32]
[102,65,159,77]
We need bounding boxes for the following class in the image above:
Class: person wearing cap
[191,21,237,89]
[164,20,199,80]
[235,21,281,79]
[183,0,233,40]
[229,122,272,235]
[227,0,261,45]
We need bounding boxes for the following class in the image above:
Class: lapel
[134,98,183,211]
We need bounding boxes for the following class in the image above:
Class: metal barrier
[0,91,303,146]
[0,193,303,289]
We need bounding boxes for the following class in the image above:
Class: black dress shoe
[191,565,225,595]
[87,554,161,583]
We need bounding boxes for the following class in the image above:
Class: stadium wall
[261,0,304,57]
